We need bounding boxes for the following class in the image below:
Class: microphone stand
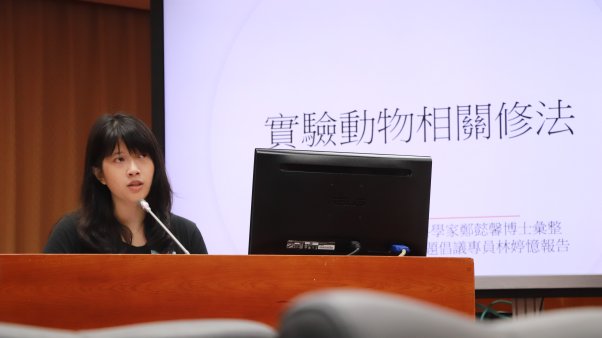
[139,199,190,254]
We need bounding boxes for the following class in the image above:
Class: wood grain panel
[0,255,475,329]
[0,0,150,253]
[78,0,150,10]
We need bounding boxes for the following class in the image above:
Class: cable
[390,244,410,256]
[477,299,512,321]
[347,241,361,255]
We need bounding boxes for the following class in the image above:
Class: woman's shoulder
[169,213,208,254]
[169,213,197,229]
[53,212,81,232]
[43,211,85,253]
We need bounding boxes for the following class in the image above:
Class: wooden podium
[0,255,474,329]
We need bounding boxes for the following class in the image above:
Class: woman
[44,113,207,254]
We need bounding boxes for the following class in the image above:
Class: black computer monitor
[248,148,432,256]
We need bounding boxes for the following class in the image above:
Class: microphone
[139,199,190,254]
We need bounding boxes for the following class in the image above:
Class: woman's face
[95,140,155,207]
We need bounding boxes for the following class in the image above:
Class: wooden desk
[0,255,474,329]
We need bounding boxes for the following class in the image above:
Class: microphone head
[139,199,151,212]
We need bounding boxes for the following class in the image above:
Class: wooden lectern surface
[0,255,474,329]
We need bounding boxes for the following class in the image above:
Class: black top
[43,213,208,254]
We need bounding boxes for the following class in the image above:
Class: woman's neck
[113,201,147,246]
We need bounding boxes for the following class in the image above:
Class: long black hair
[78,113,174,252]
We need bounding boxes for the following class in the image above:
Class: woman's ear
[93,167,106,185]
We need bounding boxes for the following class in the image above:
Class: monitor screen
[248,149,432,256]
